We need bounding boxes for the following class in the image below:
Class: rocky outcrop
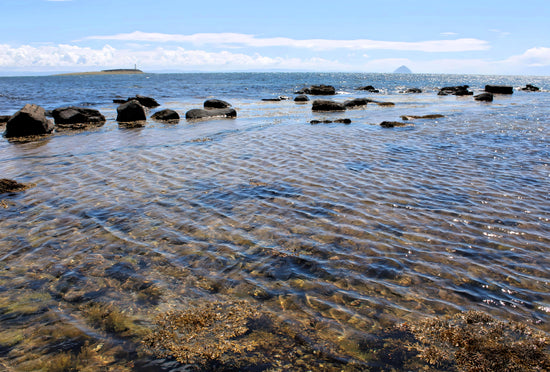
[344,98,371,108]
[0,115,10,124]
[356,85,379,93]
[294,95,310,102]
[0,179,29,193]
[4,104,54,138]
[380,121,411,128]
[151,109,180,122]
[438,86,473,96]
[521,84,540,92]
[403,88,422,93]
[185,108,237,120]
[485,85,513,94]
[116,101,147,122]
[204,99,232,109]
[52,107,106,127]
[310,118,351,124]
[296,85,336,95]
[311,100,346,111]
[474,93,494,102]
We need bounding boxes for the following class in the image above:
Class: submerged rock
[204,99,232,109]
[311,100,346,111]
[151,109,180,122]
[310,118,351,124]
[438,85,473,96]
[474,93,494,102]
[116,101,147,122]
[0,179,29,193]
[185,108,237,120]
[485,85,513,94]
[52,106,106,126]
[400,114,444,120]
[5,104,54,138]
[380,121,411,128]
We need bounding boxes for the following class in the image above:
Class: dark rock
[0,179,29,193]
[261,98,282,102]
[474,93,494,102]
[204,99,232,109]
[374,101,396,107]
[52,106,105,126]
[310,118,351,125]
[5,104,54,138]
[344,98,371,108]
[380,121,410,128]
[0,115,11,124]
[113,99,127,104]
[105,262,136,282]
[438,85,473,96]
[404,88,422,93]
[151,109,180,122]
[356,85,379,93]
[294,94,310,102]
[485,85,513,94]
[185,108,237,120]
[128,95,160,108]
[312,100,346,112]
[401,114,444,120]
[297,85,336,95]
[116,101,147,122]
[521,84,540,92]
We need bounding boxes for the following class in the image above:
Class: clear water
[0,73,549,370]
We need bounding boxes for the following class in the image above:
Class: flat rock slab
[312,100,346,111]
[185,108,237,120]
[52,106,106,126]
[485,85,513,94]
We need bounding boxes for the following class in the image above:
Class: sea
[0,72,549,371]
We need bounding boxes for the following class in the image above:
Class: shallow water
[0,73,549,370]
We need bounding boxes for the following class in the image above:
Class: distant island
[54,69,144,76]
[393,65,412,74]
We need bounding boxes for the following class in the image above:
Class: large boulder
[485,85,513,94]
[185,108,237,120]
[312,100,346,111]
[5,104,54,138]
[344,98,371,108]
[204,99,232,109]
[52,106,105,126]
[116,101,147,122]
[297,85,336,95]
[151,109,180,122]
[474,93,494,102]
[438,85,473,96]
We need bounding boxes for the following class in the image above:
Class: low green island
[54,69,144,76]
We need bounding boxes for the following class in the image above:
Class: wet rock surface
[4,104,54,138]
[485,85,513,94]
[116,101,147,122]
[151,109,180,122]
[203,99,232,109]
[311,100,346,111]
[185,107,237,119]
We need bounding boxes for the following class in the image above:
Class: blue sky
[1,0,550,75]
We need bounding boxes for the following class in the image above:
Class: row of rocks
[311,98,395,112]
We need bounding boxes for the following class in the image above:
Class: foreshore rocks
[185,108,237,120]
[400,114,444,120]
[438,86,473,96]
[521,84,540,92]
[294,95,310,102]
[296,85,336,95]
[474,93,494,102]
[311,100,346,112]
[485,85,513,94]
[403,88,422,94]
[52,106,106,128]
[116,101,147,122]
[0,115,10,125]
[151,109,180,122]
[5,104,54,138]
[356,85,379,93]
[204,99,232,109]
[114,95,160,108]
[380,121,411,128]
[344,98,371,108]
[310,118,351,125]
[0,179,29,193]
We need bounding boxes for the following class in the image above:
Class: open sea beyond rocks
[0,72,549,371]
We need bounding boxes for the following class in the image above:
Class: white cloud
[85,31,490,52]
[503,47,550,67]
